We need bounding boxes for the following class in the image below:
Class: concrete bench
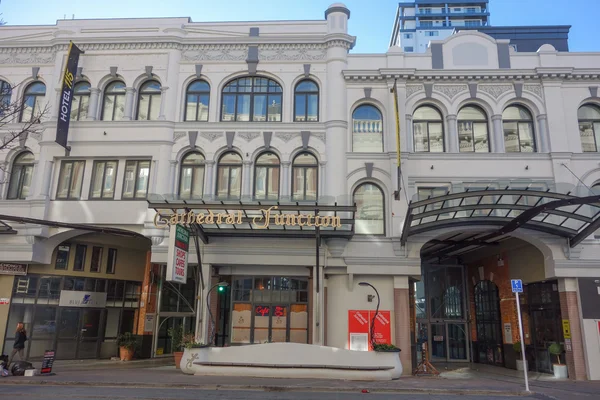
[195,361,393,371]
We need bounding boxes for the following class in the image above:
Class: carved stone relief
[258,45,327,61]
[275,132,299,143]
[237,132,261,142]
[200,132,223,142]
[405,85,423,98]
[478,84,513,99]
[433,84,468,100]
[524,84,543,98]
[173,131,186,141]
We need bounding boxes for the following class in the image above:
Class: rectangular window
[106,248,117,274]
[90,246,103,273]
[56,160,85,199]
[90,160,118,199]
[73,244,87,271]
[404,46,414,52]
[55,245,70,270]
[403,33,413,39]
[425,31,439,37]
[417,187,449,212]
[122,160,151,199]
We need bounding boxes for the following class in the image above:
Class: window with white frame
[354,183,385,235]
[7,151,34,200]
[56,160,85,200]
[502,105,536,153]
[102,81,126,121]
[20,82,46,122]
[578,104,600,152]
[90,160,118,199]
[71,82,90,121]
[413,105,444,152]
[352,105,383,152]
[179,152,205,199]
[291,152,318,201]
[254,152,280,200]
[137,80,161,121]
[184,80,210,122]
[122,160,151,199]
[458,105,489,152]
[216,152,243,200]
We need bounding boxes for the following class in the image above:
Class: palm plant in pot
[513,341,527,371]
[116,332,137,361]
[549,343,567,379]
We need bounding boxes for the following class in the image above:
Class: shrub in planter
[168,326,195,369]
[373,343,401,352]
[513,341,527,371]
[116,332,138,361]
[549,343,567,379]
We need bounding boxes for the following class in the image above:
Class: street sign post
[511,279,529,393]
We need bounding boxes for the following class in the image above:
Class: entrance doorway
[56,308,104,359]
[527,281,563,373]
[416,264,469,363]
[474,280,504,366]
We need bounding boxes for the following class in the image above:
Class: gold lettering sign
[153,206,341,230]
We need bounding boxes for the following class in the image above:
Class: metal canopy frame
[147,199,357,293]
[401,188,600,258]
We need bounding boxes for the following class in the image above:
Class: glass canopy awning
[401,188,600,250]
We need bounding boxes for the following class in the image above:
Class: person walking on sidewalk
[8,322,27,366]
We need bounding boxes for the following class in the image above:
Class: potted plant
[549,343,567,379]
[168,325,190,369]
[513,341,527,371]
[116,332,137,361]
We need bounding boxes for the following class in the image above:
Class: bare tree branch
[0,82,52,182]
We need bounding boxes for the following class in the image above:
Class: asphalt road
[2,385,541,400]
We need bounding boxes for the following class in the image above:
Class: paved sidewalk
[2,361,599,399]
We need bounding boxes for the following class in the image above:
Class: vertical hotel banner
[166,224,189,284]
[55,42,83,149]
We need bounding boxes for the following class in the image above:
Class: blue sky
[1,0,599,53]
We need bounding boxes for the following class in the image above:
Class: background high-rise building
[390,0,490,52]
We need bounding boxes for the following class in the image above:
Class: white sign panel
[166,224,189,284]
[349,333,369,352]
[504,323,513,344]
[59,290,107,308]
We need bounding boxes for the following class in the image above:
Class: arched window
[502,105,536,152]
[294,80,319,122]
[292,152,318,201]
[352,105,383,152]
[0,80,12,111]
[7,151,34,200]
[20,81,46,122]
[137,80,161,120]
[179,152,205,199]
[221,77,282,122]
[354,183,385,235]
[185,80,210,122]
[71,82,91,121]
[216,152,243,199]
[413,105,444,152]
[254,152,280,200]
[101,81,126,121]
[578,104,600,152]
[458,105,489,152]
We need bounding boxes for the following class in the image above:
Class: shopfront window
[230,276,308,345]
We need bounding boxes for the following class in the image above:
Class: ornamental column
[324,3,354,204]
[536,114,550,153]
[281,161,291,201]
[86,88,100,120]
[491,114,505,153]
[242,160,253,200]
[446,114,458,153]
[204,160,215,199]
[158,86,169,121]
[405,114,414,152]
[123,87,136,120]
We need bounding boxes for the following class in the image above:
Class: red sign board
[348,310,392,351]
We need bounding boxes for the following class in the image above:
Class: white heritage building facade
[1,3,600,380]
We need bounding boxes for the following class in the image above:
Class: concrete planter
[180,343,402,380]
[553,364,568,379]
[516,359,527,371]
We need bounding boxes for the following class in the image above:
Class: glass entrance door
[57,308,104,359]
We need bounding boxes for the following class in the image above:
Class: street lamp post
[359,282,380,351]
[206,282,229,346]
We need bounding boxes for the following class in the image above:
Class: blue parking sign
[511,279,523,293]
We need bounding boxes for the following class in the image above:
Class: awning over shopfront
[147,198,357,292]
[401,188,600,259]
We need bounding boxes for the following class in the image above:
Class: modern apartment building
[390,0,490,52]
[0,2,599,382]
